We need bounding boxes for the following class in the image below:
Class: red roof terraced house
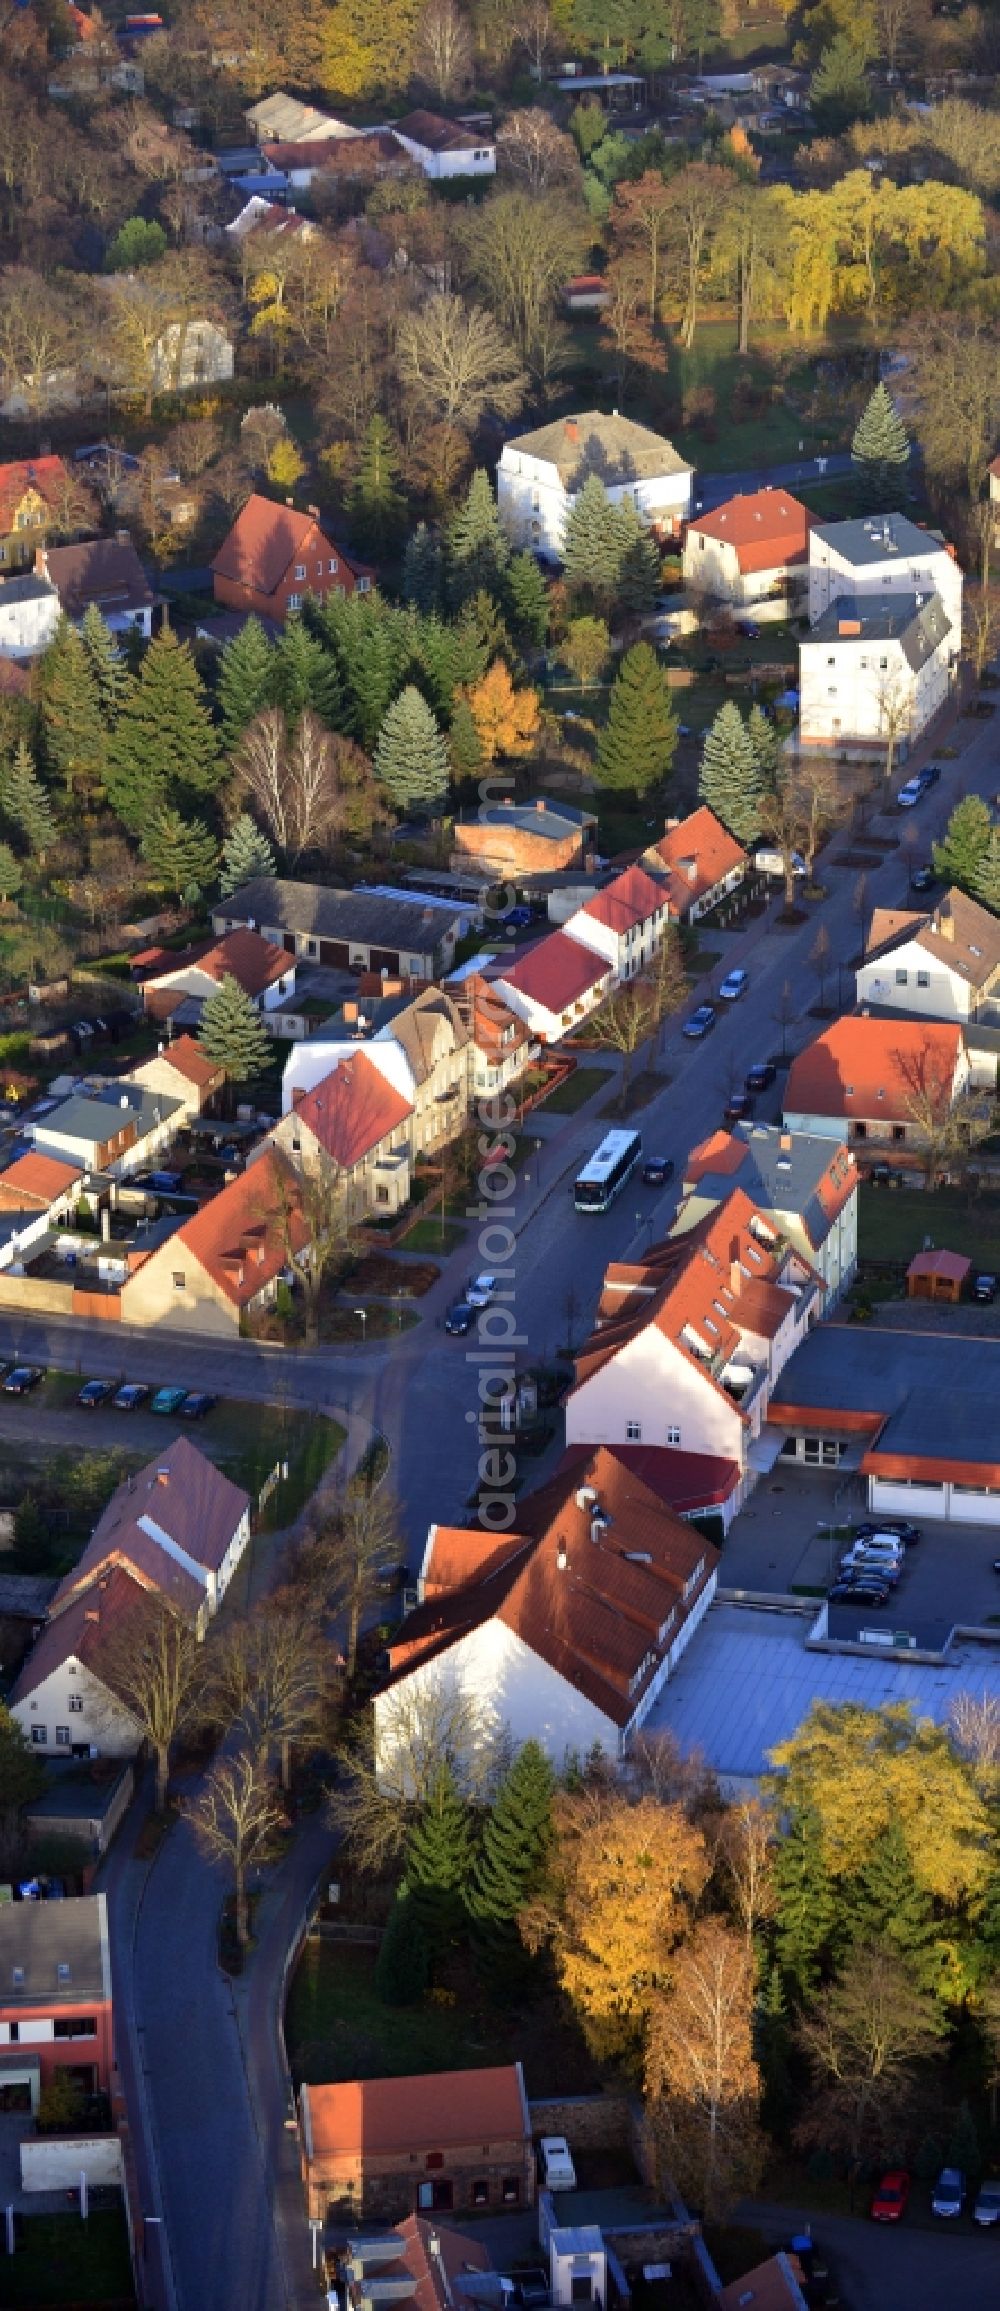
[375,1443,720,1771]
[782,1015,968,1170]
[122,1145,312,1337]
[211,492,373,623]
[0,1893,114,2117]
[642,805,748,924]
[565,864,669,978]
[492,930,612,1044]
[342,2215,496,2311]
[683,487,813,610]
[564,1188,825,1517]
[271,1048,414,1219]
[137,926,294,1027]
[299,2062,534,2221]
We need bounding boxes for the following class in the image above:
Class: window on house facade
[892,1124,905,1142]
[294,563,306,579]
[172,1272,186,1289]
[625,1420,642,1441]
[917,970,929,987]
[417,2180,454,2211]
[895,968,908,985]
[328,559,338,574]
[30,1727,46,1745]
[68,1695,83,1714]
[472,2180,489,2206]
[502,2178,521,2205]
[287,592,301,610]
[666,1424,681,1445]
[56,1726,70,1745]
[879,655,888,670]
[54,2017,96,2039]
[357,577,371,593]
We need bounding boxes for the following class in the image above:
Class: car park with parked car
[724,1092,754,1124]
[745,1062,777,1092]
[180,1393,216,1420]
[642,1156,675,1186]
[4,1366,45,1394]
[445,1302,475,1337]
[113,1383,150,1412]
[871,2170,910,2222]
[78,1378,114,1408]
[719,967,750,1002]
[538,2137,577,2192]
[150,1386,188,1416]
[898,766,940,807]
[932,2167,964,2218]
[973,1272,998,1303]
[466,1274,497,1308]
[853,1519,921,1544]
[974,2180,1000,2226]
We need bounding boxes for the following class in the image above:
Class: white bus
[574,1129,642,1213]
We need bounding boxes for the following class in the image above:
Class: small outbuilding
[906,1247,971,1303]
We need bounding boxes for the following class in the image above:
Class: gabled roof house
[211,493,371,623]
[856,886,1000,1025]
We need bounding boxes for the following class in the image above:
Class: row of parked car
[872,2165,1000,2224]
[0,1364,216,1417]
[827,1517,921,1608]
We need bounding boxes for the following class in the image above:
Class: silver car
[975,2180,1000,2226]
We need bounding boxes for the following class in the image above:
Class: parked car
[869,1162,905,1187]
[855,1527,914,1550]
[719,967,750,1002]
[502,904,533,932]
[853,1519,921,1544]
[829,1580,890,1606]
[974,2180,1000,2226]
[466,1273,497,1309]
[142,1170,184,1195]
[973,1272,998,1303]
[642,1156,675,1186]
[931,2167,965,2217]
[839,1550,901,1583]
[754,846,806,879]
[683,1003,717,1039]
[910,863,937,893]
[180,1392,217,1420]
[538,2137,577,2192]
[444,1302,475,1337]
[113,1383,150,1412]
[745,1062,777,1092]
[724,1092,754,1123]
[3,1365,45,1394]
[150,1386,188,1417]
[898,767,937,807]
[78,1379,114,1408]
[871,2170,910,2223]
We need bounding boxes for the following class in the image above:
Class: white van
[539,2136,577,2191]
[753,847,806,879]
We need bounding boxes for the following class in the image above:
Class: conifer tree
[405,1763,474,1948]
[772,1805,838,1997]
[402,523,444,615]
[467,1741,553,1969]
[842,1818,941,1990]
[220,814,276,898]
[0,844,21,903]
[141,808,220,902]
[448,698,484,780]
[198,972,271,1088]
[596,642,678,794]
[562,474,622,613]
[851,383,911,504]
[349,413,405,550]
[506,550,550,647]
[345,622,403,750]
[374,1889,429,2006]
[974,826,1000,915]
[107,629,221,831]
[616,502,661,616]
[747,703,782,788]
[38,617,106,804]
[79,604,128,724]
[447,470,510,611]
[0,740,55,856]
[218,617,275,752]
[933,795,993,894]
[271,613,344,730]
[374,686,450,810]
[699,701,765,841]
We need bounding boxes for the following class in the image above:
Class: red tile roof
[498,930,609,1016]
[390,2217,493,2311]
[393,1445,718,1728]
[11,1564,162,1712]
[0,456,70,533]
[294,1051,413,1172]
[0,1151,82,1208]
[907,1247,970,1284]
[651,806,747,915]
[171,1148,310,1307]
[80,1435,248,1578]
[687,488,812,575]
[148,928,290,1000]
[157,1035,224,1089]
[604,1442,741,1512]
[303,2066,527,2158]
[784,1017,963,1125]
[579,864,666,936]
[211,492,362,600]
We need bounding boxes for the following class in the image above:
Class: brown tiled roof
[579,864,666,935]
[687,488,812,575]
[295,1051,413,1172]
[866,886,1000,992]
[0,456,70,532]
[0,1151,82,1208]
[391,2217,493,2311]
[649,806,747,914]
[51,1532,206,1623]
[211,492,363,599]
[394,109,489,153]
[50,1436,250,1616]
[718,2253,810,2311]
[498,931,609,1014]
[784,1017,963,1125]
[171,1147,309,1307]
[571,1189,793,1408]
[148,928,290,999]
[907,1247,970,1283]
[303,2065,526,2157]
[393,1445,718,1729]
[44,537,155,620]
[158,1034,224,1088]
[11,1564,160,1712]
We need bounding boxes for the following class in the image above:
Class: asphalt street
[735,2198,1000,2311]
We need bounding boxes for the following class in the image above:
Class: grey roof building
[811,513,945,567]
[0,1891,111,2008]
[213,878,461,980]
[502,410,692,490]
[807,592,952,668]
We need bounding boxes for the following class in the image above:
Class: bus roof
[576,1129,641,1184]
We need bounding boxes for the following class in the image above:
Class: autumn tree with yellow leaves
[463,662,540,763]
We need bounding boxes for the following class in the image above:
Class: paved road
[695,452,854,513]
[736,2197,1000,2311]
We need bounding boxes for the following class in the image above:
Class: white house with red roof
[563,865,668,977]
[641,806,748,924]
[683,488,812,613]
[124,1146,310,1335]
[492,931,612,1044]
[678,1121,858,1307]
[782,1016,969,1159]
[375,1444,720,1777]
[269,1048,415,1217]
[139,927,294,1026]
[564,1189,823,1512]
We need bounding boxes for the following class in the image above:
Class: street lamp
[534,1136,542,1181]
[354,1307,367,1342]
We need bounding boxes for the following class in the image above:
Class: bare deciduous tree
[331,1667,510,1873]
[412,0,474,99]
[894,1037,996,1189]
[646,1917,765,2216]
[101,1597,206,1812]
[458,192,587,358]
[297,1477,403,1679]
[204,1603,327,1786]
[234,708,375,866]
[794,1942,945,2167]
[268,1146,361,1348]
[397,294,527,431]
[186,1748,286,1947]
[713,1797,776,1950]
[496,109,581,195]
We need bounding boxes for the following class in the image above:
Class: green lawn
[402,1216,468,1254]
[537,1065,614,1115]
[207,1401,346,1527]
[5,2209,135,2307]
[858,1185,1000,1272]
[285,1939,598,2097]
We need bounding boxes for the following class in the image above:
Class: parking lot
[723,1462,1000,1634]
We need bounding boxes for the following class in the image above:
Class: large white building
[391,110,495,179]
[497,411,693,562]
[807,512,963,636]
[856,887,1000,1027]
[798,592,953,753]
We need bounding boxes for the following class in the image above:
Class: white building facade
[808,513,963,635]
[798,594,953,752]
[497,412,693,562]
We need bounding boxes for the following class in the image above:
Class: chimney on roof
[938,904,955,942]
[156,1467,170,1485]
[535,798,545,812]
[307,504,320,518]
[34,545,48,579]
[780,1132,792,1151]
[343,1000,357,1023]
[564,419,579,442]
[729,1233,742,1295]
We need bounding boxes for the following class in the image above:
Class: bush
[375,1892,429,2007]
